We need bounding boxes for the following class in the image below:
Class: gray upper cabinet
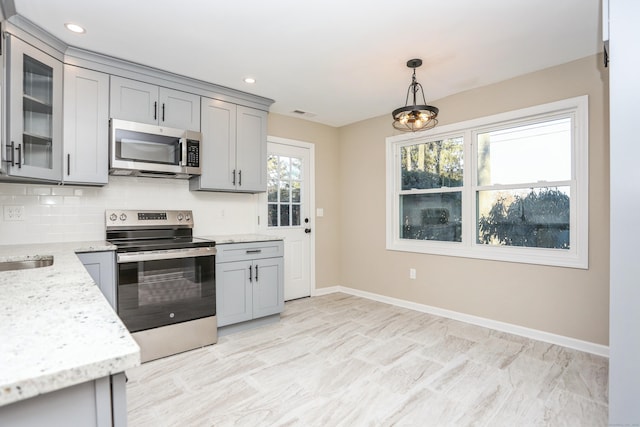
[63,65,109,185]
[236,105,268,192]
[5,35,63,181]
[109,76,200,131]
[159,87,201,131]
[190,98,267,193]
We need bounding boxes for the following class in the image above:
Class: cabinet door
[252,257,284,319]
[109,76,159,125]
[77,251,117,309]
[190,97,237,191]
[7,36,63,181]
[216,260,253,326]
[158,87,200,131]
[235,106,267,192]
[63,66,109,185]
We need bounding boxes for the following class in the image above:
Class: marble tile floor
[126,293,608,426]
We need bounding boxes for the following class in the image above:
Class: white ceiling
[10,0,601,128]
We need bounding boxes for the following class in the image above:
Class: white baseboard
[312,285,609,358]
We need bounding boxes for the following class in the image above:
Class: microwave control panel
[186,140,200,167]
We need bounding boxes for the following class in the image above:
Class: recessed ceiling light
[243,77,256,84]
[65,23,86,34]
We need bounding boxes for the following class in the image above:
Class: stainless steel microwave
[109,119,202,179]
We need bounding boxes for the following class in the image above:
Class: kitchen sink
[0,255,54,272]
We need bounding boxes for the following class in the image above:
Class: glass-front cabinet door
[6,35,62,180]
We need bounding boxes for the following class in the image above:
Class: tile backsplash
[0,176,259,245]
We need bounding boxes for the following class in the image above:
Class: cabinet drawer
[216,241,283,263]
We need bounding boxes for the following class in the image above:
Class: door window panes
[268,154,303,227]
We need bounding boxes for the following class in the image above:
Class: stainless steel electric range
[106,209,216,362]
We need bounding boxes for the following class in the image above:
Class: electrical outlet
[409,268,416,280]
[3,205,25,221]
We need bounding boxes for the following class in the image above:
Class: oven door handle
[117,247,216,263]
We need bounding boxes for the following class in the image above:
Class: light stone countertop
[200,234,283,244]
[0,241,140,407]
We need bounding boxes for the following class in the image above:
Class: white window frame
[386,96,589,269]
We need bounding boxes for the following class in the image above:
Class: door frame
[260,135,316,299]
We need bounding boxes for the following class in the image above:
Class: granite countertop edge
[201,234,284,244]
[0,241,140,407]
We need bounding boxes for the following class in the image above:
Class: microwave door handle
[179,138,187,166]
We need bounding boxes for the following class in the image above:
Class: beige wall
[268,54,609,345]
[267,114,342,289]
[337,54,610,345]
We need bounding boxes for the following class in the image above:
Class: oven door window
[117,256,215,332]
[115,128,181,166]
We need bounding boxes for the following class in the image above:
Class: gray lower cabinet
[216,241,284,327]
[0,372,127,427]
[77,251,116,309]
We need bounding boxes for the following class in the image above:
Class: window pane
[267,180,278,202]
[268,155,279,181]
[279,181,290,202]
[401,137,463,190]
[477,118,571,186]
[292,204,301,226]
[279,157,290,180]
[291,181,301,203]
[291,157,302,180]
[477,187,570,249]
[268,204,278,227]
[400,192,462,242]
[280,204,290,226]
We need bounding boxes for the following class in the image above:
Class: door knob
[305,228,311,234]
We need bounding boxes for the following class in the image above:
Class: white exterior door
[259,137,314,301]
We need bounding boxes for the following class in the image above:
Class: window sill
[387,239,588,269]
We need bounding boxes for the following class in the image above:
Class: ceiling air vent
[291,109,317,118]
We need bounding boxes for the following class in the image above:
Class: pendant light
[392,59,439,132]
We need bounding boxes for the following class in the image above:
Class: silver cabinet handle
[67,153,71,176]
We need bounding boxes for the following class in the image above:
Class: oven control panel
[106,209,193,228]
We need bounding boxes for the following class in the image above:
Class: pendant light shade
[392,59,439,132]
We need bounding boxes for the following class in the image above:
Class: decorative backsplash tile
[0,177,258,245]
